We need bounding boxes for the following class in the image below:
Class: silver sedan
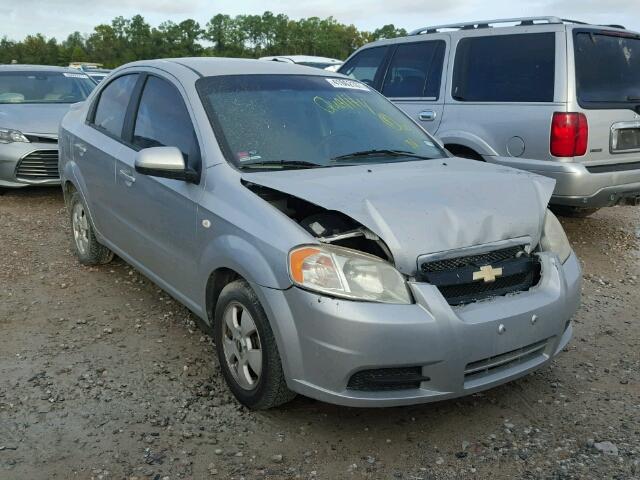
[0,65,95,192]
[59,58,581,409]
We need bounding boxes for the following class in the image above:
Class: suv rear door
[442,29,561,161]
[570,28,640,168]
[339,36,449,134]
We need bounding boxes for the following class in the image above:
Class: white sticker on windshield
[63,73,90,79]
[325,78,369,91]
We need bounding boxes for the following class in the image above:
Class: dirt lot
[1,187,639,480]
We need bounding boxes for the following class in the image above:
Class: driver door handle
[418,110,437,121]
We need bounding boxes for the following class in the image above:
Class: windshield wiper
[331,149,434,162]
[627,95,640,102]
[239,160,325,170]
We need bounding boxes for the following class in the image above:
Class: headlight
[0,128,29,144]
[288,244,412,304]
[540,210,571,263]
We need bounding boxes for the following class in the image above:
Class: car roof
[359,18,637,50]
[0,64,82,73]
[119,57,342,78]
[259,55,343,64]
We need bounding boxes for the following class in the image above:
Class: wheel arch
[437,130,498,158]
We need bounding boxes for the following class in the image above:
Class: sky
[2,0,640,41]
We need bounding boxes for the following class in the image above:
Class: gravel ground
[1,187,639,480]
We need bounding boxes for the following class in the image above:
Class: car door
[379,38,449,135]
[110,73,203,306]
[77,73,140,237]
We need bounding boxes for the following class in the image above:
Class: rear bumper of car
[488,156,640,208]
[0,142,60,188]
[254,251,581,407]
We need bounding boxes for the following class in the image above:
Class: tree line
[0,13,407,68]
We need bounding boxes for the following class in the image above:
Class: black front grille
[16,150,59,180]
[423,245,524,273]
[347,367,429,391]
[419,245,541,306]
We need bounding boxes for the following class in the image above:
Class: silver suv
[340,16,640,215]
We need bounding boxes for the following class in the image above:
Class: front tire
[68,192,114,265]
[214,280,295,409]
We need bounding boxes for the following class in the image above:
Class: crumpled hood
[0,103,74,135]
[242,158,555,275]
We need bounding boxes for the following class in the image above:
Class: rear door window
[133,75,199,168]
[574,31,640,108]
[382,41,445,99]
[452,33,555,102]
[339,46,389,87]
[92,74,139,138]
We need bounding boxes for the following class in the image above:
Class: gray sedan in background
[59,58,581,409]
[0,65,95,192]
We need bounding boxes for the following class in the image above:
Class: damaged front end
[243,181,393,262]
[243,181,412,304]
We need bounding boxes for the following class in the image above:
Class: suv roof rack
[409,16,590,35]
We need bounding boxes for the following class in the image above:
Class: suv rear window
[382,41,445,99]
[574,31,640,108]
[452,33,555,102]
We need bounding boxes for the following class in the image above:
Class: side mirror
[134,146,198,183]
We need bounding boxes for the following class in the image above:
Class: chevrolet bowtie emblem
[472,265,503,283]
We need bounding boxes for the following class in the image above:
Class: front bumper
[489,156,640,208]
[255,252,581,407]
[0,142,60,188]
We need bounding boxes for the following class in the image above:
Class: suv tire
[214,279,295,409]
[68,192,114,265]
[551,205,600,218]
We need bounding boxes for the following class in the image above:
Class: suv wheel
[214,280,295,409]
[69,192,114,265]
[551,205,600,218]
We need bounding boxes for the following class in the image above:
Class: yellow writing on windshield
[313,94,375,115]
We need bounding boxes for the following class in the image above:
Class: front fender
[437,130,498,157]
[198,232,293,311]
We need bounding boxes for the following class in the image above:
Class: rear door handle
[74,143,87,156]
[418,110,437,121]
[118,169,136,184]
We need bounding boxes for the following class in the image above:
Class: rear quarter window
[452,33,555,102]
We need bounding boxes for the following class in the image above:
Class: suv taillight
[550,112,588,157]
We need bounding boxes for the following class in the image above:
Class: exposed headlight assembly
[0,128,29,144]
[540,210,572,263]
[288,244,412,304]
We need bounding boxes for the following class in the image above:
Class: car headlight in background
[0,128,30,144]
[540,210,571,263]
[289,244,412,304]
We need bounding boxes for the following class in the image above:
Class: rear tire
[551,205,600,218]
[445,145,484,161]
[214,279,295,409]
[68,192,114,265]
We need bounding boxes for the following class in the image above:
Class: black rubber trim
[586,161,640,173]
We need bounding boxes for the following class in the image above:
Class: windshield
[197,75,446,170]
[574,31,640,107]
[0,71,96,104]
